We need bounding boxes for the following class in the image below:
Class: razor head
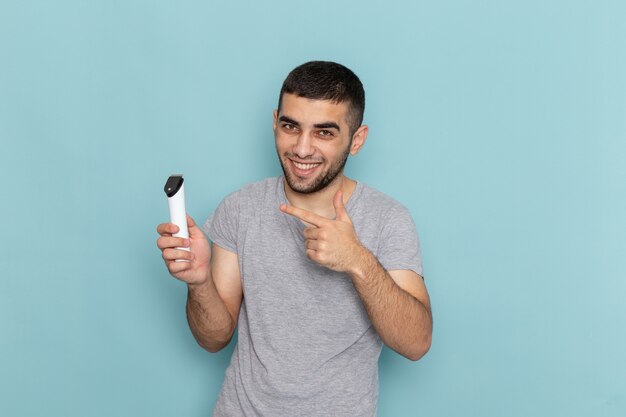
[164,175,184,197]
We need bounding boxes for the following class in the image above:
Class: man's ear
[273,109,278,132]
[349,125,369,156]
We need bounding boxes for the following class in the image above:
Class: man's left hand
[279,190,366,273]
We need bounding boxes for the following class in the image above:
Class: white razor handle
[164,175,190,260]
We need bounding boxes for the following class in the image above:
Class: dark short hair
[278,61,365,136]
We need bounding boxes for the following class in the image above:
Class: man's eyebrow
[313,122,340,131]
[278,115,300,126]
[278,116,341,132]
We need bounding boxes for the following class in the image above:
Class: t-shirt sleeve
[200,192,239,254]
[377,204,423,277]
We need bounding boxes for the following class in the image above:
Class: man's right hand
[156,215,211,286]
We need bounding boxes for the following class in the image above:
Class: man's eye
[281,124,302,136]
[318,130,333,137]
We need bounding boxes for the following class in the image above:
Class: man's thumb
[333,190,350,222]
[187,214,196,227]
[186,214,203,237]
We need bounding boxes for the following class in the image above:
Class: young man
[156,61,432,416]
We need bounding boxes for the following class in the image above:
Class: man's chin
[279,157,342,194]
[284,175,322,194]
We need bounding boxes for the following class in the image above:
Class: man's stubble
[277,142,351,195]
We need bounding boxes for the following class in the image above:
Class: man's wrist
[347,245,376,281]
[187,270,213,295]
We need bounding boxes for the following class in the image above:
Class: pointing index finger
[280,204,327,227]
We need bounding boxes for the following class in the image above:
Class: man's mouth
[290,159,322,176]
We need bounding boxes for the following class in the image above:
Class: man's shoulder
[221,176,281,205]
[356,181,411,217]
[203,177,281,234]
[241,176,282,193]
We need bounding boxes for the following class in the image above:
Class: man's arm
[349,251,432,361]
[280,190,432,361]
[157,216,243,353]
[186,244,243,353]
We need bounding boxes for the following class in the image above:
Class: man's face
[274,93,355,194]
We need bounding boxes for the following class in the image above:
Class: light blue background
[1,1,625,416]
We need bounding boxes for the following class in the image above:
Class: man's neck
[284,174,357,220]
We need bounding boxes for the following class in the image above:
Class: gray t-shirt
[201,176,422,417]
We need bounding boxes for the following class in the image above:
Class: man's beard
[278,145,351,194]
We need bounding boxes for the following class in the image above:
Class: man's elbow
[191,328,234,353]
[406,334,432,362]
[204,343,228,353]
[197,337,232,353]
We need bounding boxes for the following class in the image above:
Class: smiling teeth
[293,162,320,170]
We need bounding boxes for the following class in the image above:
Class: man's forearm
[186,277,234,353]
[349,248,432,361]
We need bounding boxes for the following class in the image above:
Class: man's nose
[293,132,314,158]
